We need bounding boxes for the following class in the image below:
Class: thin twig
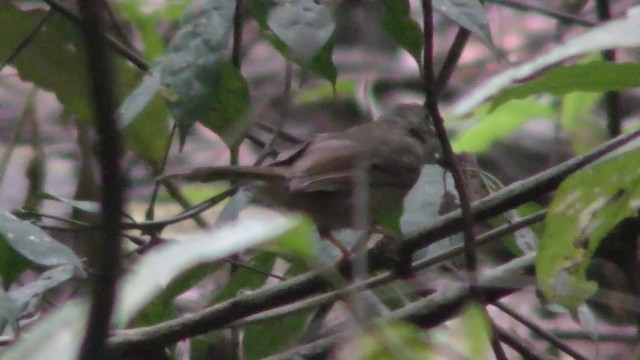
[231,0,245,69]
[255,61,293,166]
[493,302,589,360]
[486,0,596,27]
[145,124,176,221]
[0,10,53,72]
[596,0,622,138]
[421,0,480,296]
[0,87,37,192]
[76,0,123,358]
[494,325,550,360]
[434,28,470,97]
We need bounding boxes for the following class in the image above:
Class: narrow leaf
[452,8,640,116]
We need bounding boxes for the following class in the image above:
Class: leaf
[157,0,245,145]
[243,310,311,360]
[242,257,310,359]
[0,3,170,166]
[9,265,76,318]
[249,0,337,85]
[195,62,251,148]
[433,0,497,55]
[0,286,19,334]
[452,8,640,116]
[1,301,87,360]
[537,147,640,311]
[37,192,99,213]
[113,215,310,326]
[491,62,640,110]
[458,303,492,358]
[0,234,31,288]
[381,0,423,68]
[267,0,336,64]
[335,322,433,359]
[0,212,84,273]
[452,99,555,153]
[117,67,163,129]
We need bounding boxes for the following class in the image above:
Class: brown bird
[167,104,441,256]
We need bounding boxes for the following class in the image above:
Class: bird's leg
[319,228,352,259]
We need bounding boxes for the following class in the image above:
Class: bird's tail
[163,166,287,183]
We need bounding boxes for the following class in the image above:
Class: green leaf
[267,217,317,260]
[433,0,497,55]
[113,215,308,326]
[213,252,279,303]
[0,212,84,274]
[452,9,640,116]
[336,322,433,359]
[537,147,640,311]
[307,40,338,87]
[267,0,335,64]
[2,301,87,360]
[249,0,337,85]
[195,62,251,148]
[0,235,30,289]
[459,303,492,358]
[452,99,555,153]
[243,310,311,360]
[0,3,170,167]
[157,0,246,145]
[37,192,99,213]
[491,62,640,110]
[381,0,423,68]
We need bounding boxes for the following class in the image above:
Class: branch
[421,0,480,295]
[76,0,123,358]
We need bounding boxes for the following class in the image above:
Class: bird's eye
[408,126,426,143]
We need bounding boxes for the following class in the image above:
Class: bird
[167,104,441,257]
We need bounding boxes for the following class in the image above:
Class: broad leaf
[249,0,337,85]
[382,0,423,68]
[433,0,497,55]
[0,3,169,166]
[267,0,335,63]
[0,212,84,273]
[537,148,640,311]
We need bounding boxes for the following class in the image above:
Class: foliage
[1,0,640,359]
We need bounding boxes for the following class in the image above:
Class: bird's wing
[287,136,365,192]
